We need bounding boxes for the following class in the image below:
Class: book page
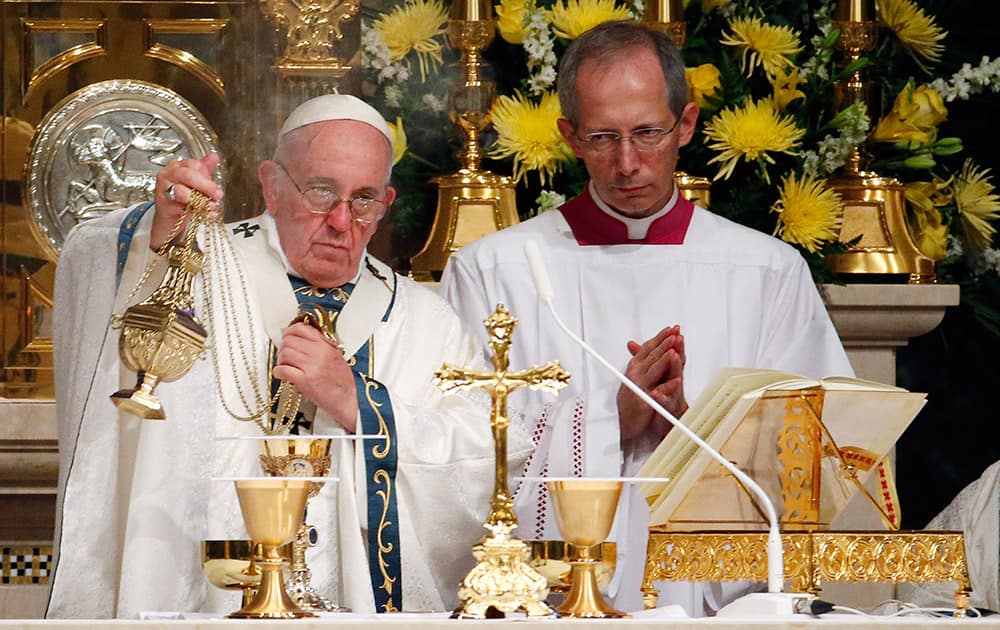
[640,367,926,529]
[637,368,813,502]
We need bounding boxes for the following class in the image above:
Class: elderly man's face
[260,119,395,288]
[558,47,698,219]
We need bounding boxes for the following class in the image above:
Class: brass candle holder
[546,479,628,618]
[409,0,519,281]
[229,478,315,619]
[642,0,686,48]
[826,0,935,283]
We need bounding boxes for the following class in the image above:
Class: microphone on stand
[523,240,810,616]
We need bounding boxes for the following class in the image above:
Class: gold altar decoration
[642,387,972,614]
[675,172,711,209]
[826,0,935,283]
[258,437,344,612]
[642,530,972,615]
[110,190,213,419]
[547,479,628,619]
[230,478,315,619]
[259,0,360,104]
[433,303,569,618]
[642,0,685,49]
[409,0,519,282]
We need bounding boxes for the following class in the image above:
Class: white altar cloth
[2,613,997,629]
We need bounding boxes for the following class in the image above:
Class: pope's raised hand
[150,152,225,251]
[272,322,359,433]
[617,324,688,441]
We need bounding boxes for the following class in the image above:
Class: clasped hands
[618,324,688,441]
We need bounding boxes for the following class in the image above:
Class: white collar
[258,211,363,285]
[589,182,679,240]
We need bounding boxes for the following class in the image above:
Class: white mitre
[278,93,394,152]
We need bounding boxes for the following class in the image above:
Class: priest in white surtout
[49,94,529,618]
[441,21,853,615]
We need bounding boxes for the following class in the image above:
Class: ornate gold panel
[144,19,229,102]
[642,530,972,614]
[21,18,108,101]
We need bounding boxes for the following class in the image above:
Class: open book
[637,367,927,530]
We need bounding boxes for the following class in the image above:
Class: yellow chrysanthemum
[496,0,530,44]
[877,0,947,70]
[954,159,1000,250]
[702,99,805,181]
[490,91,574,185]
[374,0,448,81]
[386,117,408,166]
[771,172,844,253]
[721,17,802,78]
[686,63,722,109]
[549,0,630,41]
[768,66,806,111]
[905,179,952,260]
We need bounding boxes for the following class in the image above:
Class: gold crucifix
[434,303,570,619]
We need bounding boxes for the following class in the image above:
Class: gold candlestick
[826,0,935,283]
[409,0,519,281]
[643,0,686,48]
[434,304,570,618]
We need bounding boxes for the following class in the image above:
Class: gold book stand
[640,387,972,614]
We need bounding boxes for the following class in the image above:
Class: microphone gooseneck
[522,240,785,595]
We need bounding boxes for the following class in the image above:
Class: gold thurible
[111,192,213,419]
[409,0,519,281]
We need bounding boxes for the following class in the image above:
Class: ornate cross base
[453,533,556,619]
[642,529,972,616]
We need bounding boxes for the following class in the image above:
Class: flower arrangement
[360,0,1000,286]
[360,0,1000,526]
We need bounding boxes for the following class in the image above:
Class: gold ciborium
[202,539,292,608]
[230,479,315,619]
[259,437,343,612]
[546,479,628,618]
[529,540,616,598]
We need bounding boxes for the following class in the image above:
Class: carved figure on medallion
[25,80,219,260]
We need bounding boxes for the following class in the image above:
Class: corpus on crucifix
[434,303,570,619]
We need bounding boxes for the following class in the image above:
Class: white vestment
[898,460,1000,612]
[440,192,853,615]
[49,206,529,618]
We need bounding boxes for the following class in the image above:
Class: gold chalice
[546,479,629,618]
[230,478,314,619]
[528,540,617,597]
[259,437,344,612]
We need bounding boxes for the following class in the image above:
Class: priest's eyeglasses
[576,118,682,153]
[274,161,387,225]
